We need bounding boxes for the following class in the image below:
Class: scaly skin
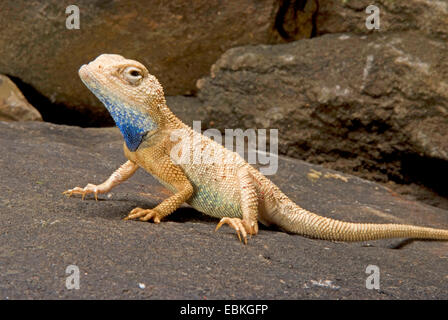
[63,54,448,244]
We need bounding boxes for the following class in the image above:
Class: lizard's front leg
[215,168,259,244]
[124,155,193,223]
[63,160,139,200]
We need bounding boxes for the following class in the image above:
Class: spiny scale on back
[64,54,448,244]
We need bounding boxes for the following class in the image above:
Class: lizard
[63,54,448,244]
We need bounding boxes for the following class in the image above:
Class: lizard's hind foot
[215,217,256,245]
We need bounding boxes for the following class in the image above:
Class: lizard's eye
[123,66,143,84]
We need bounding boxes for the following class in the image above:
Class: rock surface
[0,0,315,126]
[316,0,448,39]
[0,75,42,121]
[0,121,447,299]
[197,31,448,202]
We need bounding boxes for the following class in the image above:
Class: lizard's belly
[187,184,243,219]
[181,164,243,219]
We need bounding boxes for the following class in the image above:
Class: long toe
[215,217,248,244]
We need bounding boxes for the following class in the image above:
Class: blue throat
[97,94,157,151]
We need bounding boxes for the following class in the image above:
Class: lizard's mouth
[78,64,90,80]
[78,64,100,91]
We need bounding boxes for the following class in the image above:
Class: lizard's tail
[278,203,448,241]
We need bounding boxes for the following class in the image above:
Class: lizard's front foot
[63,184,102,201]
[124,207,162,223]
[215,217,257,245]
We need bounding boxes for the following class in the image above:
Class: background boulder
[0,75,42,121]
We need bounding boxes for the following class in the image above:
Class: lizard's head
[79,54,165,151]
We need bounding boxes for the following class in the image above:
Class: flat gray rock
[0,121,447,299]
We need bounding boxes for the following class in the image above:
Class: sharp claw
[236,229,242,242]
[215,222,223,232]
[140,211,155,221]
[94,192,98,201]
[62,190,71,197]
[125,214,135,220]
[125,213,138,220]
[215,218,253,244]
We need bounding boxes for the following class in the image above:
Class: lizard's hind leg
[215,168,259,244]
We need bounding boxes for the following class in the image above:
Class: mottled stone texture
[316,0,448,39]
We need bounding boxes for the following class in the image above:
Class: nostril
[98,65,102,69]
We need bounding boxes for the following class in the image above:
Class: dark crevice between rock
[399,154,448,199]
[7,75,114,127]
[345,151,448,210]
[310,0,318,38]
[273,0,317,41]
[400,154,448,191]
